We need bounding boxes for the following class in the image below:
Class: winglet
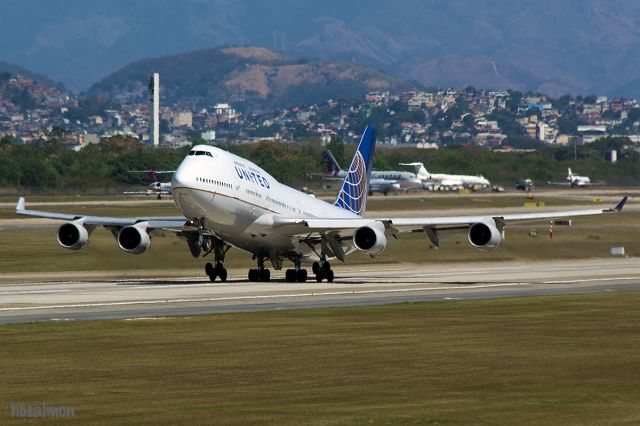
[16,197,25,212]
[614,196,628,212]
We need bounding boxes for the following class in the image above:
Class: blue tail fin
[334,125,377,215]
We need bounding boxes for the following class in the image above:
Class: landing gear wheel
[215,263,227,283]
[248,268,259,282]
[205,262,218,282]
[285,269,296,282]
[206,262,227,282]
[248,268,270,282]
[296,269,308,283]
[312,262,320,275]
[205,262,214,276]
[315,261,333,283]
[326,269,334,283]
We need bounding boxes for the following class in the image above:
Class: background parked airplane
[567,168,591,187]
[322,149,422,192]
[17,126,627,284]
[399,162,490,191]
[123,169,173,199]
[548,168,596,188]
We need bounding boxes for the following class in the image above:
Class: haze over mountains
[3,0,640,99]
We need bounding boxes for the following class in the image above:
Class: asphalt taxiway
[1,258,639,323]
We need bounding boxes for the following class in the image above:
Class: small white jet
[16,126,627,283]
[399,162,490,190]
[567,168,591,187]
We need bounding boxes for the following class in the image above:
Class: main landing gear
[285,258,308,283]
[312,261,334,282]
[285,267,307,283]
[248,258,271,282]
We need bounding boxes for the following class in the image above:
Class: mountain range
[3,0,640,99]
[86,47,416,110]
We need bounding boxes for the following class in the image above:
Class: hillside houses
[2,71,640,150]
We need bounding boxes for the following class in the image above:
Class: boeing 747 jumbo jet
[16,126,627,283]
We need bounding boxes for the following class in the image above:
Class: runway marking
[0,289,72,295]
[541,276,640,284]
[0,282,525,312]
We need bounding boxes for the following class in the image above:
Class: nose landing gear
[201,235,228,283]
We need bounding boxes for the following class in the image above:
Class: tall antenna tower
[148,73,160,147]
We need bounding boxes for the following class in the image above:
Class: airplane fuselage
[570,177,591,187]
[171,145,359,263]
[332,170,421,189]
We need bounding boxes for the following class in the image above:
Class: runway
[1,258,639,323]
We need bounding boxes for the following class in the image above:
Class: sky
[3,1,640,98]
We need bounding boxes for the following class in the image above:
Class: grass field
[1,293,640,424]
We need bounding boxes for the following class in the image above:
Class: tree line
[0,134,638,193]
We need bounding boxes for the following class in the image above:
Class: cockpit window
[189,150,214,157]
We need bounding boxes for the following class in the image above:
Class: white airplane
[368,178,401,196]
[399,162,491,190]
[567,168,591,187]
[123,169,173,199]
[323,149,422,191]
[16,126,627,284]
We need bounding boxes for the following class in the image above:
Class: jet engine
[117,222,151,254]
[468,219,502,250]
[57,220,90,250]
[353,221,387,255]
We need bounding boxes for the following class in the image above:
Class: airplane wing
[255,197,628,255]
[273,197,626,231]
[16,197,187,230]
[385,198,626,231]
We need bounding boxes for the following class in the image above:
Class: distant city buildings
[2,71,640,151]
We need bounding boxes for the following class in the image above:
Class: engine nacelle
[468,219,502,250]
[353,221,387,255]
[57,220,90,250]
[117,223,151,254]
